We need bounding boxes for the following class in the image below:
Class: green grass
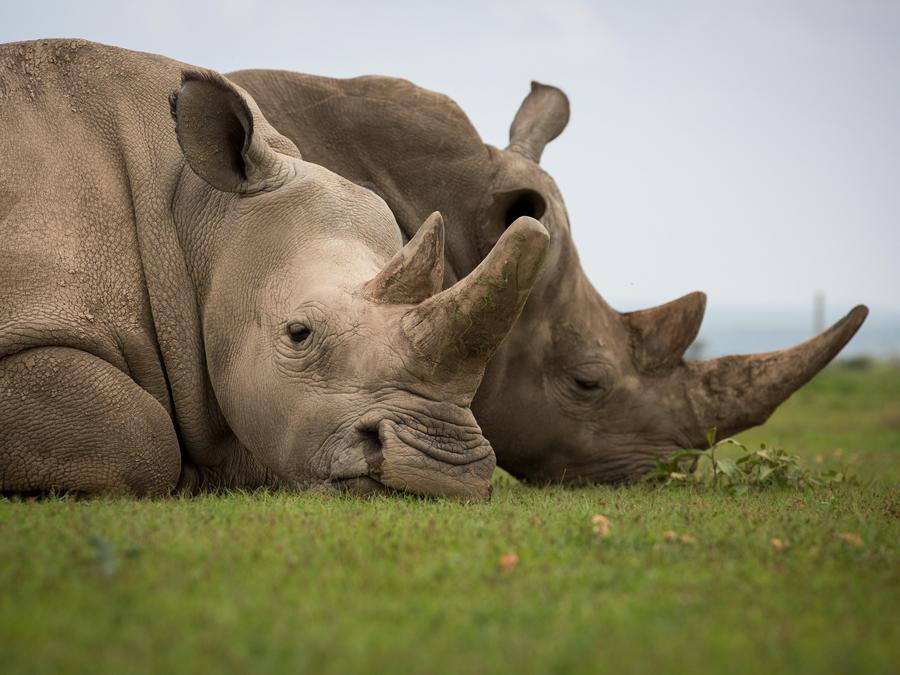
[2,363,898,674]
[739,361,900,482]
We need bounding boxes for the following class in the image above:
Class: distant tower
[813,291,825,334]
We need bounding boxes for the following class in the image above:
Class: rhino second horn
[365,212,445,304]
[683,304,869,444]
[625,291,707,372]
[402,216,550,377]
[507,81,571,163]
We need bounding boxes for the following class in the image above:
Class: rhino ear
[507,81,570,163]
[171,71,289,194]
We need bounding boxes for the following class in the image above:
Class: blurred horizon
[688,304,900,360]
[3,1,898,354]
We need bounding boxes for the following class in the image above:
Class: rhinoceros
[0,39,550,499]
[228,69,868,484]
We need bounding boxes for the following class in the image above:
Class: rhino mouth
[329,404,495,500]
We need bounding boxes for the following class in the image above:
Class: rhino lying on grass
[230,70,869,484]
[0,40,550,499]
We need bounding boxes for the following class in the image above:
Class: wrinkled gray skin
[230,70,869,483]
[0,40,550,499]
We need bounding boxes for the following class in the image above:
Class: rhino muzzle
[330,403,495,500]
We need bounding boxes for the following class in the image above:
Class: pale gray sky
[4,0,899,316]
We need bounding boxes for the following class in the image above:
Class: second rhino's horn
[402,216,550,378]
[625,291,707,371]
[365,211,445,304]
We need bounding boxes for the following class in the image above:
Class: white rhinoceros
[0,40,549,499]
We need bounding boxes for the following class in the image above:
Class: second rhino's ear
[507,81,570,163]
[171,71,291,194]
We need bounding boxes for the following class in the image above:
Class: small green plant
[643,428,853,493]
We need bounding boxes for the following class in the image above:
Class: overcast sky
[4,0,899,316]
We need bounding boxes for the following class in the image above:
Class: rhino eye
[574,377,601,391]
[287,323,312,344]
[568,365,613,399]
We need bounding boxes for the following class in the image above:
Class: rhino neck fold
[127,141,254,479]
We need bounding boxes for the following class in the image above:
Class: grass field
[1,362,898,674]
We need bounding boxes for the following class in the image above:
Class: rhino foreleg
[0,347,180,496]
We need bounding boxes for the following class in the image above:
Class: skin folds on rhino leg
[0,347,181,496]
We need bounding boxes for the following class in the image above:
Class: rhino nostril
[357,425,384,475]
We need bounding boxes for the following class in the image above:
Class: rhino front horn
[683,304,869,443]
[402,216,550,381]
[364,212,445,304]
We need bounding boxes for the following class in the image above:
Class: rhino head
[170,73,549,498]
[227,71,867,485]
[471,82,868,483]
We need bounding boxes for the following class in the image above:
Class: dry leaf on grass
[592,514,610,537]
[838,532,864,547]
[499,552,519,572]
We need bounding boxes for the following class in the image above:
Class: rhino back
[228,69,493,283]
[0,40,184,397]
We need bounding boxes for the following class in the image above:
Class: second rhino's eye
[574,376,601,391]
[567,363,614,399]
[287,323,312,344]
